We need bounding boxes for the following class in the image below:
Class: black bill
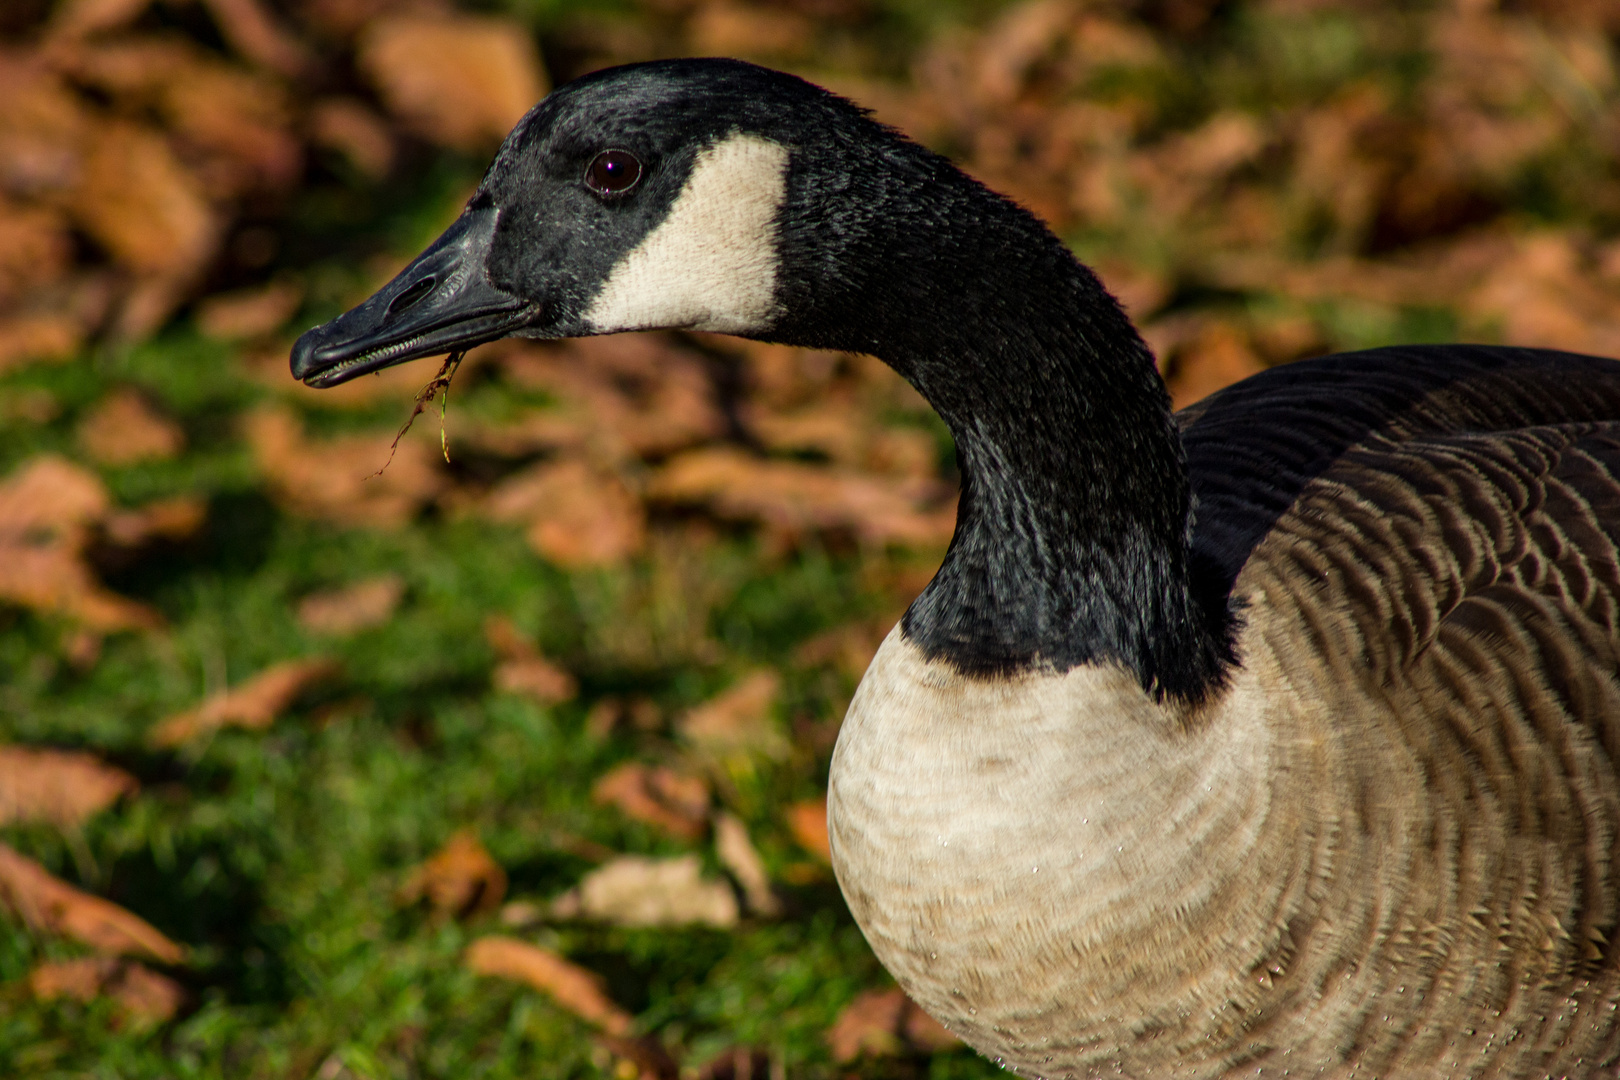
[290,206,539,388]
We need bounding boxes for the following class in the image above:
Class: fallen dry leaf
[76,388,184,466]
[149,657,339,747]
[0,312,83,374]
[464,935,632,1035]
[785,797,831,863]
[245,406,445,528]
[0,842,186,963]
[68,119,215,279]
[308,97,396,179]
[648,447,956,548]
[828,987,961,1062]
[102,495,207,549]
[0,455,162,631]
[486,615,578,704]
[714,812,780,916]
[195,280,303,340]
[550,854,738,929]
[678,671,789,766]
[297,575,404,636]
[0,454,107,533]
[359,14,547,152]
[482,458,646,569]
[0,746,137,830]
[591,763,709,841]
[1163,321,1266,411]
[29,955,184,1025]
[397,829,506,921]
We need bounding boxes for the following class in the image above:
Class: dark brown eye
[585,149,642,196]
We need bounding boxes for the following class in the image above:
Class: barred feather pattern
[828,348,1620,1079]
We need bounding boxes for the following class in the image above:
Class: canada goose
[291,59,1620,1078]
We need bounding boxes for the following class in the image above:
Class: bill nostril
[387,276,437,318]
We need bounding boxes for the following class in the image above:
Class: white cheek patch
[584,132,788,335]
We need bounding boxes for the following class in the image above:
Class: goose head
[292,57,1234,700]
[294,58,904,383]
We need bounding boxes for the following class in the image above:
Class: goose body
[291,60,1620,1078]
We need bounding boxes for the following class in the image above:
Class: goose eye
[585,150,642,196]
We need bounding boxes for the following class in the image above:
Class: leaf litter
[9,0,1620,1073]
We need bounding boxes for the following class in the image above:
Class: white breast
[826,626,1294,1077]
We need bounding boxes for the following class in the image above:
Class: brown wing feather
[1235,414,1620,1076]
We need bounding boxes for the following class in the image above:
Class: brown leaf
[0,746,137,830]
[688,4,816,58]
[196,281,303,340]
[0,454,107,535]
[360,14,547,152]
[483,458,646,570]
[828,988,961,1062]
[0,312,82,374]
[0,456,161,631]
[397,829,507,920]
[678,671,788,765]
[29,955,184,1025]
[102,495,207,549]
[829,988,907,1062]
[198,0,313,77]
[1162,321,1265,411]
[245,406,445,528]
[0,842,186,963]
[591,763,709,841]
[309,98,396,179]
[486,615,579,703]
[76,388,184,466]
[68,120,215,279]
[490,336,725,460]
[149,657,339,747]
[550,854,739,928]
[298,575,404,637]
[464,935,633,1035]
[785,797,830,863]
[0,199,71,306]
[648,447,956,548]
[46,0,155,40]
[0,539,161,632]
[714,812,779,916]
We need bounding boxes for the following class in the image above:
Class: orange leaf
[828,988,961,1062]
[785,797,831,863]
[397,829,506,920]
[149,658,339,747]
[0,842,185,963]
[550,855,738,929]
[485,616,578,703]
[678,671,788,764]
[297,576,404,637]
[30,955,183,1025]
[483,459,646,570]
[76,388,184,466]
[360,14,547,152]
[465,935,632,1035]
[714,812,779,916]
[245,406,445,528]
[591,763,709,841]
[0,746,137,830]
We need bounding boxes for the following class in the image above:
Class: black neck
[771,144,1235,700]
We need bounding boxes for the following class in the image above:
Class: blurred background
[2,0,1619,1075]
